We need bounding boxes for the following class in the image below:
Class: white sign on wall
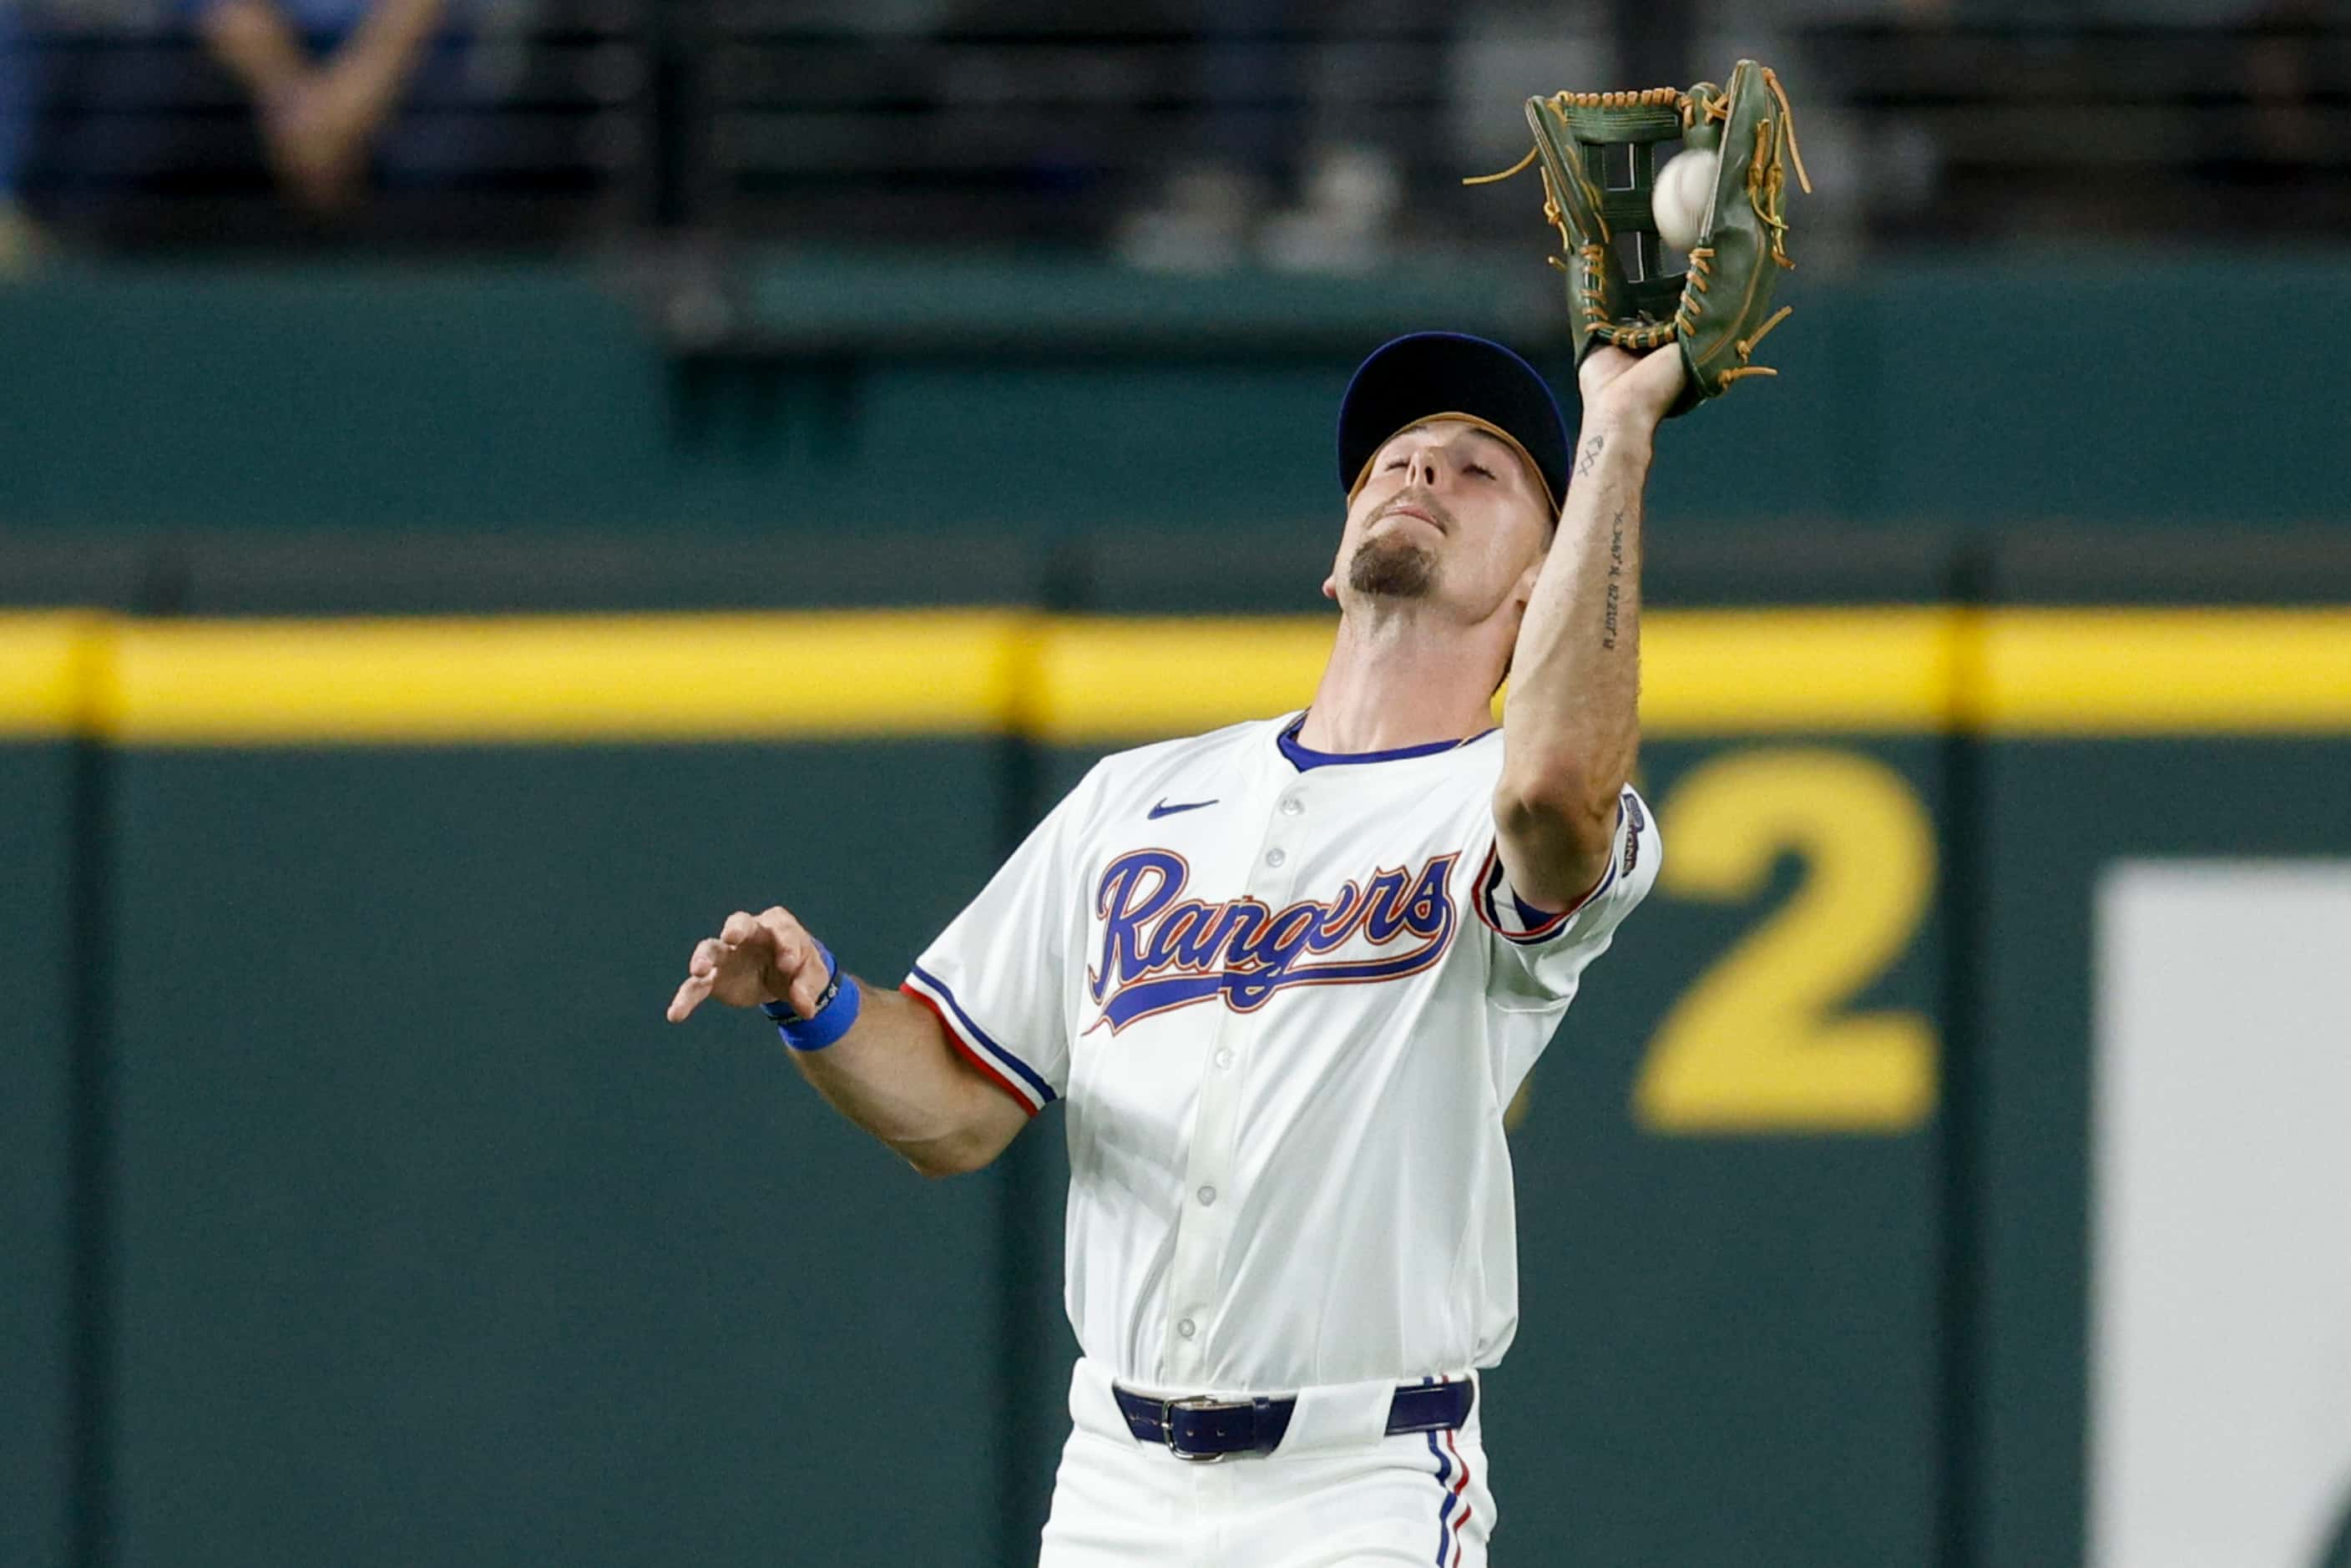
[2091,862,2351,1568]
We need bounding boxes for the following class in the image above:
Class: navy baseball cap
[1337,332,1570,516]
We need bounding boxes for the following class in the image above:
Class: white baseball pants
[1037,1358,1494,1568]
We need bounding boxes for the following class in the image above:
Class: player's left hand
[1577,343,1688,432]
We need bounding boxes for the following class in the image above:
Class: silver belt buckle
[1161,1395,1241,1463]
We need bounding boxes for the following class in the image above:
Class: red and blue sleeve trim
[1471,838,1614,947]
[902,964,1056,1116]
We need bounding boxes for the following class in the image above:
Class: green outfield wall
[5,584,2348,1568]
[2,255,2348,539]
[1973,740,2351,1568]
[1,732,78,1568]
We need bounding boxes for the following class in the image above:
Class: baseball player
[668,330,1680,1565]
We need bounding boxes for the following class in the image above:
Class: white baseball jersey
[903,711,1660,1396]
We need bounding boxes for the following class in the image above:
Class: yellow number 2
[1633,748,1938,1134]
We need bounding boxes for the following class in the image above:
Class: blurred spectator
[2176,0,2347,235]
[1254,0,1418,274]
[1114,0,1292,271]
[0,1,39,267]
[2240,0,2328,176]
[1115,0,1419,275]
[190,0,471,215]
[18,0,515,245]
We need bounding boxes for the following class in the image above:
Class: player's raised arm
[1490,343,1685,911]
[666,907,1029,1178]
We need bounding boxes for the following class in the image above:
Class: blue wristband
[759,939,862,1051]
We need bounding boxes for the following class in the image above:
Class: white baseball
[1651,149,1719,253]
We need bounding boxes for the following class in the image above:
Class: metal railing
[3,6,2346,253]
[1797,17,2351,243]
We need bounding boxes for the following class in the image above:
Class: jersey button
[1279,797,1304,817]
[1177,1318,1197,1339]
[1212,1048,1234,1070]
[1196,1185,1216,1206]
[1264,848,1286,868]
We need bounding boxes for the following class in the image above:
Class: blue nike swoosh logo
[1148,798,1219,819]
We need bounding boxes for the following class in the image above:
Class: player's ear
[1511,516,1551,603]
[1513,556,1543,608]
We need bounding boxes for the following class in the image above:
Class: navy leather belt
[1112,1379,1474,1462]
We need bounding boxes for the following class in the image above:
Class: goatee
[1347,534,1437,599]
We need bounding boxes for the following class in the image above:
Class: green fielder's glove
[1469,60,1812,417]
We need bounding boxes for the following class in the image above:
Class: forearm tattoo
[1601,508,1626,650]
[1576,434,1605,478]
